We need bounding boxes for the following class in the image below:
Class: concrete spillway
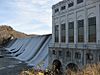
[5,34,51,70]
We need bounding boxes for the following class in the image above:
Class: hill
[0,25,34,45]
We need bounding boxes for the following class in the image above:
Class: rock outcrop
[0,25,33,45]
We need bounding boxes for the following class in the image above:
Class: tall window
[61,23,66,43]
[77,0,83,4]
[55,25,59,42]
[68,22,74,43]
[88,17,96,42]
[77,19,84,42]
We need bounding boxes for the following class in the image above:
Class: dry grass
[19,68,44,75]
[66,63,100,75]
[20,63,100,75]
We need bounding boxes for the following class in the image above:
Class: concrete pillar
[52,17,55,44]
[59,17,61,44]
[66,14,68,44]
[74,10,77,44]
[84,5,88,44]
[96,3,100,44]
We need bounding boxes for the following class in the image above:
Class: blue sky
[0,0,62,35]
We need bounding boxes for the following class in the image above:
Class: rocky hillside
[0,25,33,45]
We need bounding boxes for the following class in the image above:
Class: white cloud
[0,0,62,34]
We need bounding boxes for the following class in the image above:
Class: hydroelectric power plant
[0,0,100,75]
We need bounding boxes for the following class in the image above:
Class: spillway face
[5,34,52,70]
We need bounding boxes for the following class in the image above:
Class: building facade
[49,0,100,71]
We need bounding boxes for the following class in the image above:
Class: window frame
[61,23,66,43]
[52,50,56,55]
[75,52,81,59]
[55,25,59,43]
[59,51,62,56]
[55,8,59,13]
[68,21,74,43]
[77,0,83,4]
[61,6,66,10]
[77,19,84,42]
[88,17,96,42]
[68,2,74,8]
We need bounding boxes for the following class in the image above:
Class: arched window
[66,63,78,72]
[52,59,62,70]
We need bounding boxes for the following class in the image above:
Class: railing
[49,43,100,49]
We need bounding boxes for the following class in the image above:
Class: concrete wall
[52,0,100,48]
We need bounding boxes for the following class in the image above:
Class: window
[55,8,59,13]
[61,6,66,10]
[68,22,74,43]
[52,50,56,55]
[59,51,62,56]
[61,23,66,42]
[66,51,71,57]
[77,19,84,42]
[86,53,93,60]
[75,52,81,59]
[77,0,83,4]
[55,25,59,42]
[68,2,74,8]
[88,17,96,42]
